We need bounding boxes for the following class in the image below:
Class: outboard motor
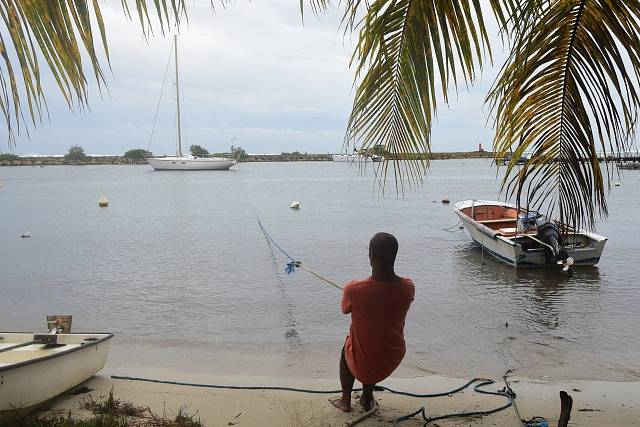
[517,211,540,233]
[535,215,567,263]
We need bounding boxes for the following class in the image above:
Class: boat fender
[98,196,109,207]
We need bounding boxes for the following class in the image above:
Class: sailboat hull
[147,157,236,170]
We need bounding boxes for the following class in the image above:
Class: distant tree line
[123,148,153,160]
[64,145,87,161]
[0,153,20,161]
[189,144,248,161]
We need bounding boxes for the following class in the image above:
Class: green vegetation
[6,389,203,427]
[368,144,387,158]
[123,149,152,160]
[80,389,147,418]
[64,145,87,162]
[0,153,20,161]
[230,145,247,161]
[189,145,209,158]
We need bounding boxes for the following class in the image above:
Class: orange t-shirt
[341,276,415,385]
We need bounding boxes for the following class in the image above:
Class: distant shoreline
[0,151,494,166]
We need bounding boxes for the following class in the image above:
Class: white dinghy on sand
[0,317,112,420]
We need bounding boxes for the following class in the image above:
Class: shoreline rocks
[0,151,495,166]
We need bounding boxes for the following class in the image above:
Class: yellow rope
[294,262,343,290]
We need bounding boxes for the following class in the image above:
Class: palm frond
[0,0,185,147]
[300,0,332,21]
[344,0,509,192]
[489,0,640,230]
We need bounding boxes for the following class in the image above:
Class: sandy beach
[41,373,639,426]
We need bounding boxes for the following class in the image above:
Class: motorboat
[0,332,113,419]
[454,200,607,267]
[332,154,370,162]
[331,154,382,163]
[619,160,640,170]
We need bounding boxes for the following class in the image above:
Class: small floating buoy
[98,196,109,207]
[21,232,31,238]
[441,197,450,204]
[290,201,300,210]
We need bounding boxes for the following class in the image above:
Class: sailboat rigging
[147,35,237,171]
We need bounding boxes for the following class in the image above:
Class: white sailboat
[147,35,236,171]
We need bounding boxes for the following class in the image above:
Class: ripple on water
[0,160,638,381]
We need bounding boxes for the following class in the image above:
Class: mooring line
[239,176,343,291]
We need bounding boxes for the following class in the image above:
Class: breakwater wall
[1,151,495,166]
[0,156,147,166]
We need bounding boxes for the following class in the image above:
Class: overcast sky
[4,1,506,156]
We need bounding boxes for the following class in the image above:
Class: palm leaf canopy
[0,0,184,146]
[489,0,640,230]
[2,0,640,231]
[342,0,509,191]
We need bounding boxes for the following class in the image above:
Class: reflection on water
[1,160,638,381]
[264,238,303,352]
[454,242,602,333]
[446,241,627,379]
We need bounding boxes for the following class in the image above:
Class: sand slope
[42,374,639,426]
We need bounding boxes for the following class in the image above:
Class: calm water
[1,160,638,382]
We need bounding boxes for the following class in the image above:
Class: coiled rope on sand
[110,375,515,426]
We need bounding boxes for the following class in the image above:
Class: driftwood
[558,391,573,427]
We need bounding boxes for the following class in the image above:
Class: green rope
[391,379,514,426]
[111,375,514,425]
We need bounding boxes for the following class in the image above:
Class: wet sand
[44,373,639,426]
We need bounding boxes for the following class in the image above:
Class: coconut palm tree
[337,0,640,231]
[0,1,184,143]
[1,0,639,231]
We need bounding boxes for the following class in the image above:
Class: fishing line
[262,230,303,349]
[235,177,307,347]
[237,175,343,291]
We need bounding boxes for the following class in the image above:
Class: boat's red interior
[461,205,523,235]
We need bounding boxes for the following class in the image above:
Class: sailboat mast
[174,35,183,157]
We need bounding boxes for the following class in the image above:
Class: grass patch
[147,407,203,427]
[5,390,203,427]
[81,389,147,418]
[5,411,131,426]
